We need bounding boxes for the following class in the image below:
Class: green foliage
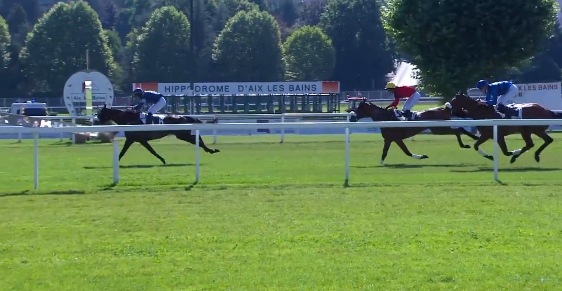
[132,6,191,82]
[0,14,10,72]
[283,26,334,81]
[19,1,116,95]
[321,0,395,90]
[213,10,284,81]
[383,0,559,98]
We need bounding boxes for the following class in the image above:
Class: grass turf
[1,132,561,290]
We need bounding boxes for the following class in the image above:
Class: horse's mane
[457,94,494,111]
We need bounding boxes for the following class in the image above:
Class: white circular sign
[63,70,114,116]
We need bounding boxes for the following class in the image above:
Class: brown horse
[349,100,478,164]
[449,92,562,163]
[94,105,220,164]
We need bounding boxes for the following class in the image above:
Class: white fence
[2,119,562,191]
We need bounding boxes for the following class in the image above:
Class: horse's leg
[429,127,473,148]
[473,134,494,160]
[509,131,535,164]
[380,139,392,165]
[119,138,135,161]
[175,131,220,154]
[495,135,513,157]
[457,127,480,141]
[138,140,166,164]
[532,131,554,163]
[394,139,428,160]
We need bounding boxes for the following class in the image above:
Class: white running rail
[2,118,562,190]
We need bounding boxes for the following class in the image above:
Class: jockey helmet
[476,80,488,89]
[133,88,143,98]
[384,82,396,90]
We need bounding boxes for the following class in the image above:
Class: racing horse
[349,100,478,164]
[449,92,562,163]
[94,105,220,164]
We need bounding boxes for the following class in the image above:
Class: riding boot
[495,104,506,118]
[146,112,153,124]
[402,110,412,121]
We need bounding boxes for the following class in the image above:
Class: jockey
[132,88,167,124]
[384,82,420,120]
[476,80,518,118]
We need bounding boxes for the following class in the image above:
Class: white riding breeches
[401,92,421,111]
[147,98,166,114]
[496,84,518,106]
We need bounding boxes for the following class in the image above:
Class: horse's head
[95,105,138,125]
[348,100,392,122]
[450,91,496,119]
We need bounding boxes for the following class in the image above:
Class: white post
[34,133,39,190]
[345,127,350,183]
[212,129,217,144]
[113,139,120,183]
[280,115,285,143]
[17,133,22,143]
[59,118,63,142]
[195,130,200,182]
[493,125,499,181]
[71,118,76,144]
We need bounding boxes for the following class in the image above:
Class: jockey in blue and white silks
[476,80,518,118]
[132,88,167,124]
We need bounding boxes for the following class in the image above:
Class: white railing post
[195,129,200,183]
[17,132,22,143]
[71,118,76,144]
[59,117,63,141]
[345,127,350,184]
[493,125,499,181]
[113,139,120,183]
[280,115,285,143]
[34,133,39,190]
[213,129,217,144]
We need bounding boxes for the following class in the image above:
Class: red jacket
[388,86,417,107]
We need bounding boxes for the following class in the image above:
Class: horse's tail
[551,111,562,119]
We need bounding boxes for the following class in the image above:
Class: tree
[131,6,191,82]
[383,0,559,98]
[6,3,29,48]
[19,1,116,95]
[283,26,334,81]
[321,0,395,90]
[213,10,284,81]
[0,15,10,83]
[298,0,326,26]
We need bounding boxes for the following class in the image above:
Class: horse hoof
[463,145,471,149]
[421,155,429,159]
[535,155,540,163]
[510,155,518,164]
[485,155,494,161]
[213,149,220,153]
[162,159,166,164]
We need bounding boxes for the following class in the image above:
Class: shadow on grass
[353,163,479,169]
[84,163,197,170]
[102,182,118,191]
[0,189,85,197]
[185,181,198,191]
[450,167,562,173]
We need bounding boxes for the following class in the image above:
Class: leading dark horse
[449,92,562,163]
[95,105,220,164]
[349,100,478,164]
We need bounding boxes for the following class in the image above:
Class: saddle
[498,104,522,119]
[393,109,418,121]
[140,112,164,124]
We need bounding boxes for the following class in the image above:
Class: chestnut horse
[349,100,478,164]
[449,92,562,163]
